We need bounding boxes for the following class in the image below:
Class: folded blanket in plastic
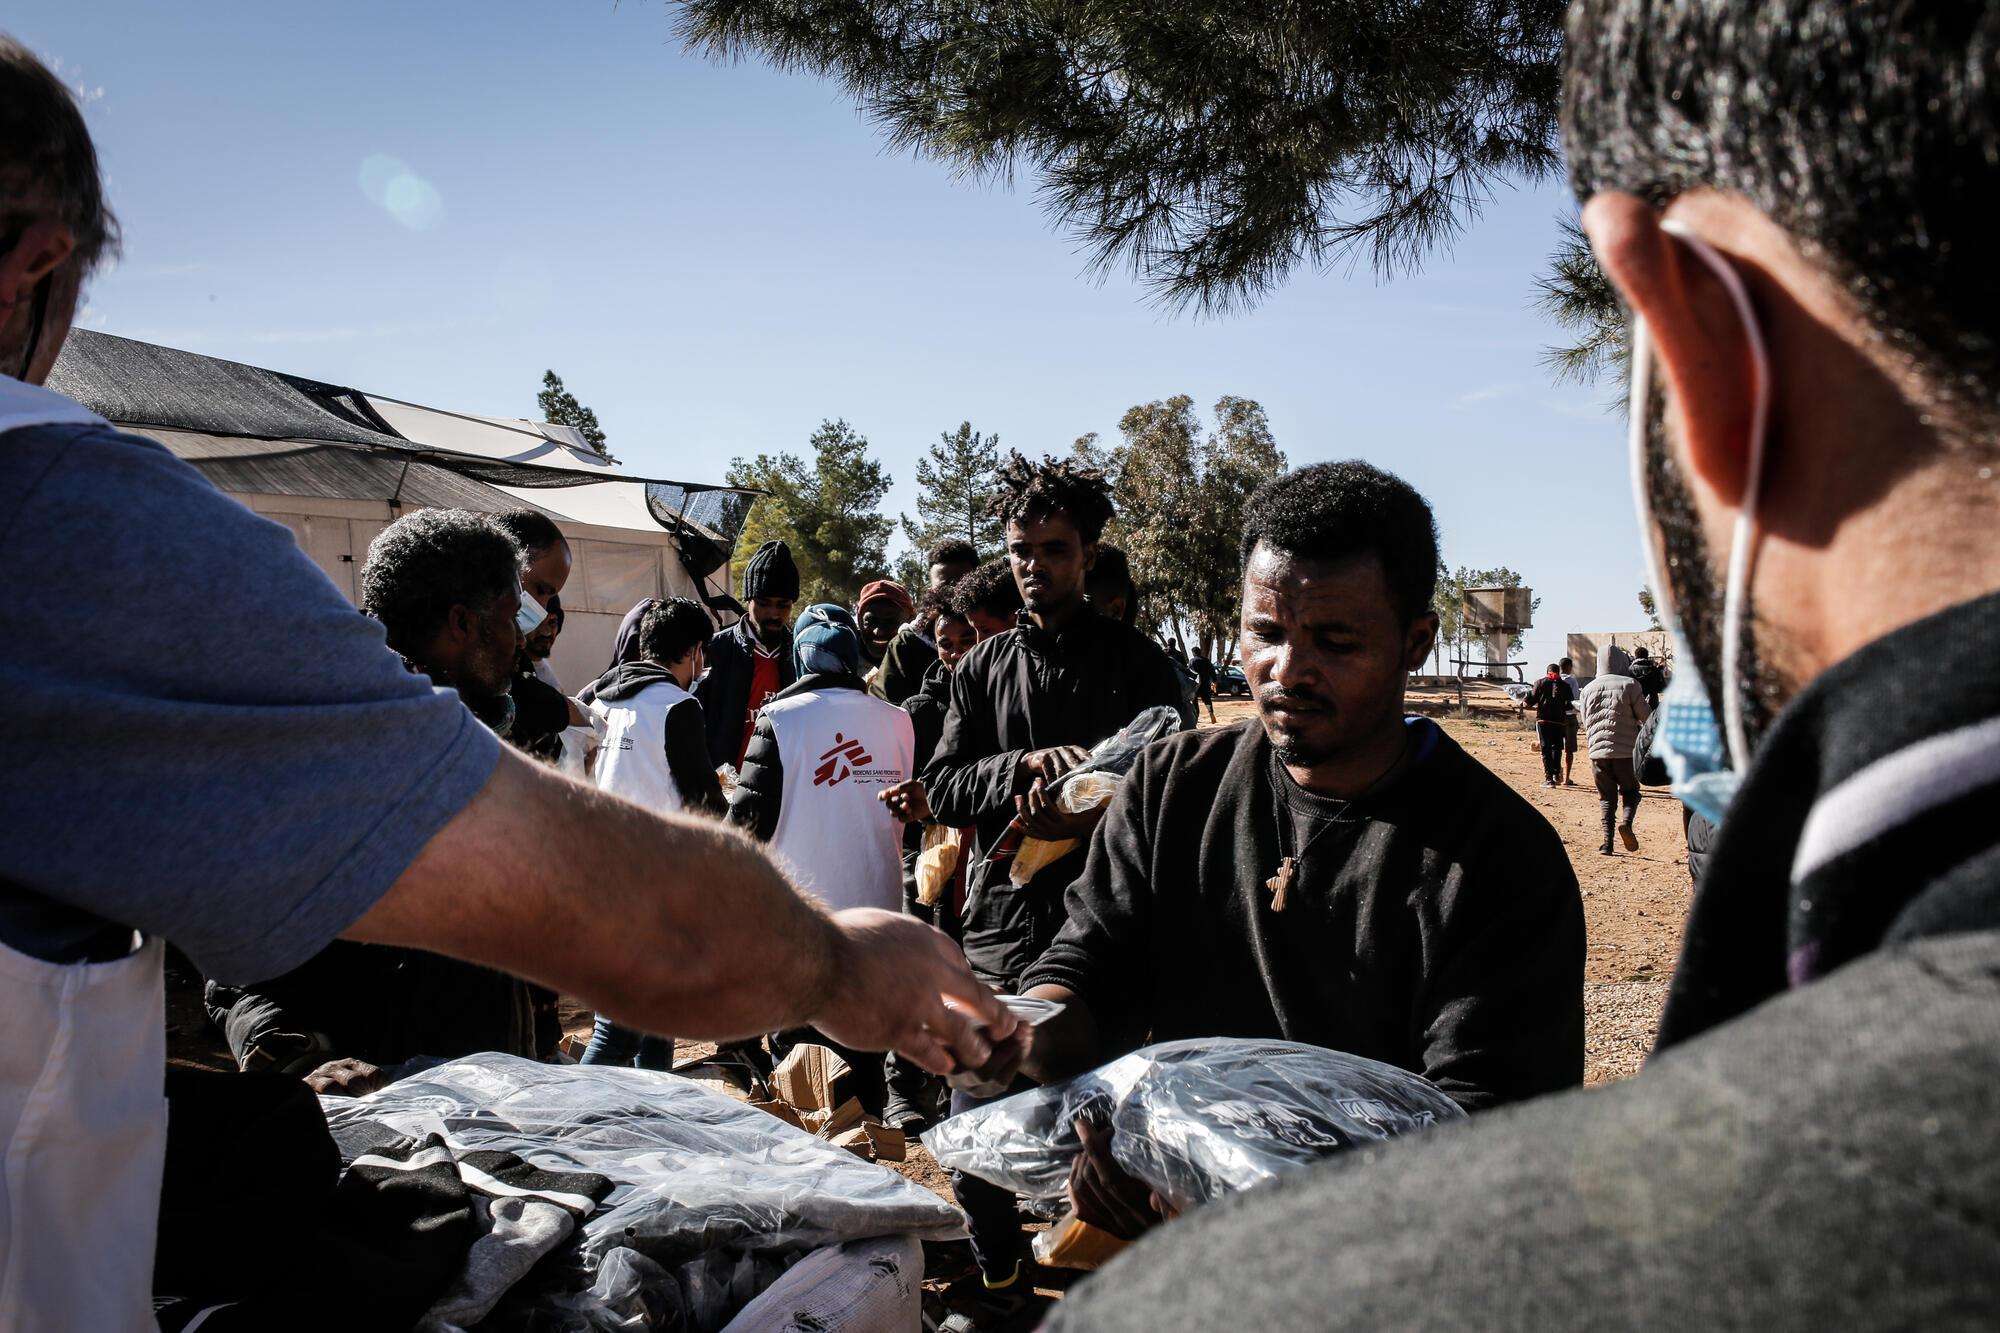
[320,1053,962,1330]
[923,1038,1465,1212]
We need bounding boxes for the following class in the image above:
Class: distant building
[1565,629,1671,681]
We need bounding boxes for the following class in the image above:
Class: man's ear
[444,603,478,646]
[1402,612,1440,673]
[0,221,76,310]
[1582,192,1761,505]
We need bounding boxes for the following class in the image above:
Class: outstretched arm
[347,745,1013,1074]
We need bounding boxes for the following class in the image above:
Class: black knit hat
[742,540,800,601]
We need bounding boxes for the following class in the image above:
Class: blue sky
[16,1,1648,668]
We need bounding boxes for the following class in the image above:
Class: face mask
[1625,221,1773,827]
[516,593,548,637]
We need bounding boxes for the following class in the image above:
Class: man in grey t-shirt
[0,40,1011,1327]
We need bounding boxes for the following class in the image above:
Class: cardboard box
[863,1121,906,1163]
[772,1043,851,1113]
[747,1098,805,1130]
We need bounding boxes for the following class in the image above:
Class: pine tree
[672,1,1568,314]
[536,370,611,458]
[726,419,894,605]
[900,421,1004,560]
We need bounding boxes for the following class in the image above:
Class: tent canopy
[47,330,756,576]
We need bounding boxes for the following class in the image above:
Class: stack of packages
[319,1053,966,1331]
[923,1038,1465,1270]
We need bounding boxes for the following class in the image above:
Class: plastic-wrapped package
[924,1038,1465,1212]
[320,1053,965,1267]
[998,704,1187,884]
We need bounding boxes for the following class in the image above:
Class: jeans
[579,1016,673,1071]
[1536,722,1567,782]
[1592,756,1640,841]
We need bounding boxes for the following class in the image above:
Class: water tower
[1461,586,1533,682]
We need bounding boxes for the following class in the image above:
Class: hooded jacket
[693,615,797,768]
[923,610,1192,988]
[587,659,724,818]
[1579,673,1651,760]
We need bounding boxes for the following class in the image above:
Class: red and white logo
[813,732,875,787]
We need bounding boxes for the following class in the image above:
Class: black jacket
[903,659,954,773]
[693,616,795,768]
[589,659,726,817]
[726,671,869,841]
[1024,718,1585,1110]
[923,611,1191,987]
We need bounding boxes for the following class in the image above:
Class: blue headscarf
[792,603,863,677]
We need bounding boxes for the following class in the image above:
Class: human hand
[946,1019,1034,1098]
[1015,778,1107,841]
[1017,745,1090,789]
[878,778,932,824]
[303,1057,389,1098]
[1067,1116,1169,1240]
[810,908,1018,1076]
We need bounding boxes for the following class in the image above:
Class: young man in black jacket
[694,539,799,768]
[1054,6,2000,1327]
[966,462,1583,1241]
[882,454,1187,1324]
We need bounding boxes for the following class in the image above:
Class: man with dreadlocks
[882,453,1188,1325]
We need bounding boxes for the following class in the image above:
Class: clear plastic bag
[320,1053,966,1267]
[1003,705,1187,885]
[923,1038,1465,1212]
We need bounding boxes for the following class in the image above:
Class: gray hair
[0,35,119,273]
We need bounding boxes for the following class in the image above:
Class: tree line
[722,397,1287,657]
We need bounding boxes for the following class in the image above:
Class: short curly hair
[1239,461,1439,626]
[926,536,980,570]
[360,509,522,657]
[951,557,1024,621]
[988,452,1115,544]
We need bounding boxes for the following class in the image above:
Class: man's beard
[1643,390,1781,748]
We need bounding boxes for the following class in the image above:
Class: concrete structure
[1565,629,1672,681]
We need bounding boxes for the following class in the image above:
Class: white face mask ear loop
[1626,311,1671,627]
[1658,220,1772,772]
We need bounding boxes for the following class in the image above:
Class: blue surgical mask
[1625,221,1773,828]
[516,593,548,637]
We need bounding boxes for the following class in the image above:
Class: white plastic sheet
[320,1054,965,1264]
[924,1038,1465,1212]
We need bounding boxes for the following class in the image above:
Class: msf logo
[814,732,875,787]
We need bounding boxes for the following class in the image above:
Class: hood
[590,659,684,703]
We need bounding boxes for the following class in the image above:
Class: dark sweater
[869,623,937,706]
[1053,589,2000,1330]
[1024,717,1584,1110]
[924,611,1191,987]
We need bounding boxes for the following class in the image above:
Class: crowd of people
[5,1,2000,1326]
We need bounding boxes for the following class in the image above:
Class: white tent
[48,332,755,691]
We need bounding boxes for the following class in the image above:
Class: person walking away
[1579,666,1651,855]
[0,49,1011,1325]
[1559,656,1584,786]
[728,605,916,1113]
[1522,665,1572,787]
[581,597,725,1069]
[695,539,799,768]
[1628,645,1667,709]
[1189,646,1219,723]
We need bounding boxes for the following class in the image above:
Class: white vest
[1,374,166,1331]
[592,677,697,816]
[762,687,914,913]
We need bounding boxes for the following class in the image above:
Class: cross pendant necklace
[1265,858,1297,912]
